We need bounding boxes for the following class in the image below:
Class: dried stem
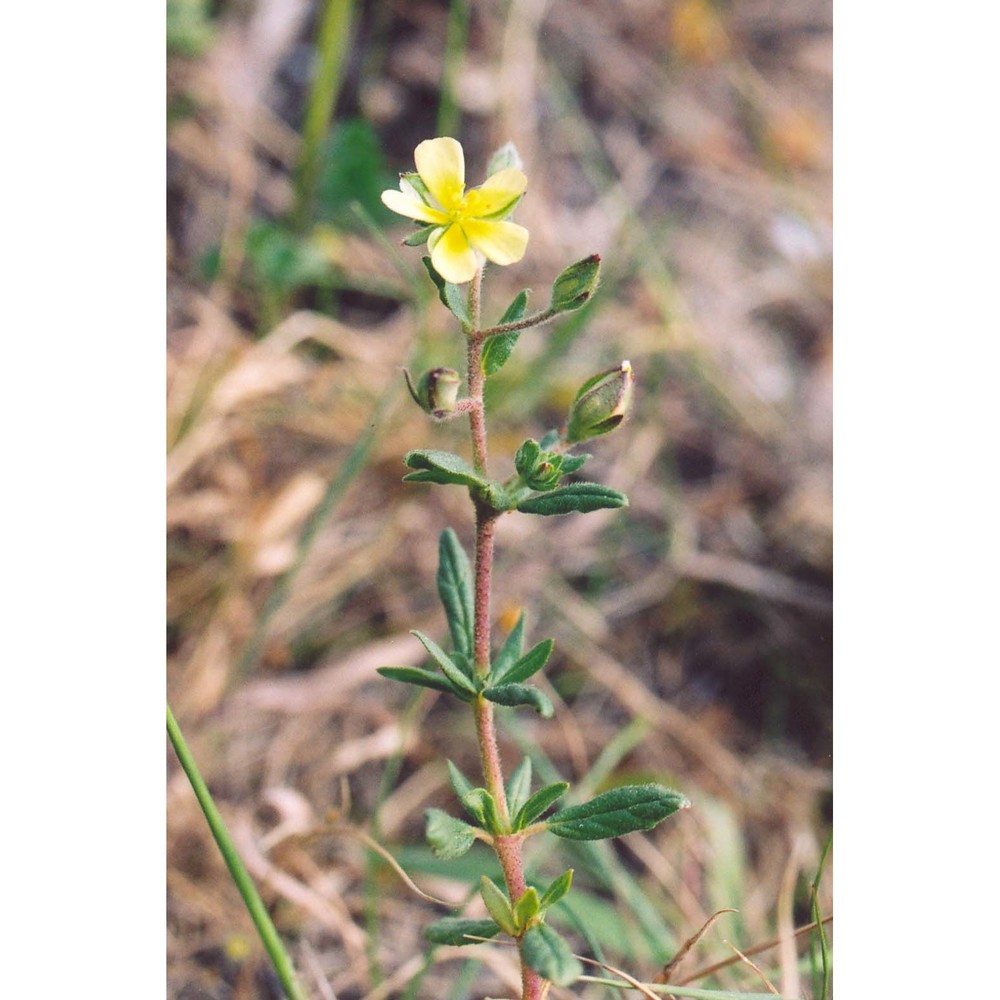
[464,265,545,1000]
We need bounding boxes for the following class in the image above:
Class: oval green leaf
[520,923,582,986]
[505,756,533,818]
[483,683,554,718]
[376,666,461,696]
[546,783,689,841]
[411,630,478,697]
[538,869,574,911]
[425,808,478,859]
[403,449,489,490]
[480,876,517,935]
[490,638,554,687]
[516,482,628,516]
[514,781,570,831]
[437,528,474,657]
[425,917,502,946]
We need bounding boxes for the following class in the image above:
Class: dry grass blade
[350,827,452,907]
[676,916,832,986]
[654,908,738,984]
[576,955,662,1000]
[290,809,453,907]
[722,941,778,995]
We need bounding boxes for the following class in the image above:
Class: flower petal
[430,224,480,284]
[414,137,465,211]
[462,219,529,267]
[381,189,449,225]
[462,168,528,220]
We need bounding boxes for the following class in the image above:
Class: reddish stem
[465,267,545,1000]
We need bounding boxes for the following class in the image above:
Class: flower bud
[404,367,461,416]
[565,360,634,443]
[550,254,601,312]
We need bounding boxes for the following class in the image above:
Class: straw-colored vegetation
[167,1,832,997]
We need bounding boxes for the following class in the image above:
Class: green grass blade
[166,703,307,1000]
[811,832,833,1000]
[294,0,356,230]
[436,0,470,137]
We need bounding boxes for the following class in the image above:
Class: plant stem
[466,268,489,473]
[166,703,308,1000]
[464,267,545,1000]
[477,307,557,340]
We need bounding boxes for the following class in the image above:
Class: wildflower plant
[378,137,690,1000]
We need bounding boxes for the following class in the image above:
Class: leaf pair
[402,450,629,518]
[377,628,478,702]
[377,530,476,700]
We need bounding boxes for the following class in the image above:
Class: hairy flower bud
[549,254,601,313]
[405,367,461,416]
[565,360,634,443]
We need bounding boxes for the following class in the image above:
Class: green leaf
[491,638,554,687]
[538,869,574,911]
[447,760,476,803]
[521,923,583,986]
[411,631,479,698]
[437,529,474,658]
[245,220,330,291]
[425,917,502,946]
[516,483,629,516]
[425,809,478,859]
[422,257,472,327]
[376,666,461,696]
[462,788,502,835]
[482,289,529,375]
[492,613,525,687]
[506,756,533,818]
[483,684,554,718]
[514,781,570,830]
[403,450,489,490]
[546,784,689,841]
[480,876,518,935]
[513,887,540,932]
[559,453,590,475]
[514,438,541,477]
[315,119,396,230]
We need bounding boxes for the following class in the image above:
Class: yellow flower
[381,137,529,285]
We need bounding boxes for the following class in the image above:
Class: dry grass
[167,1,832,997]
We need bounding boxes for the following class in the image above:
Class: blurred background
[167,0,832,997]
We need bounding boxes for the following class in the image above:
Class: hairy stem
[465,267,545,1000]
[466,269,489,473]
[477,306,557,341]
